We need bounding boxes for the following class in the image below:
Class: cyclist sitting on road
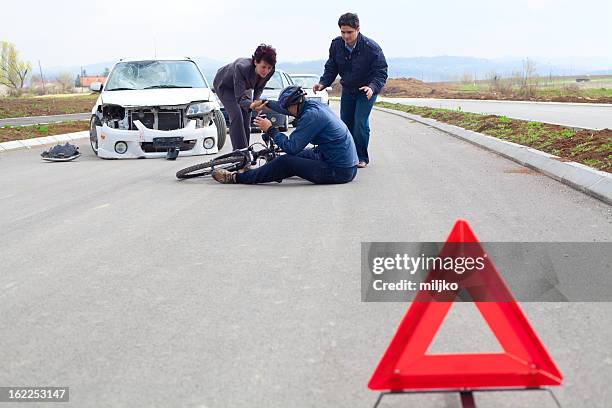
[212,85,359,185]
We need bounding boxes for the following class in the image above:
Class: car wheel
[213,110,227,149]
[89,115,101,155]
[279,115,289,132]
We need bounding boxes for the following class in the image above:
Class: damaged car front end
[90,58,226,159]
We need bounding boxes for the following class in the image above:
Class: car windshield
[291,76,319,88]
[264,72,284,89]
[105,60,207,91]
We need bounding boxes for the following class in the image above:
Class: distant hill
[42,56,612,83]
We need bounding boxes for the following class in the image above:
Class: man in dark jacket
[211,86,358,185]
[313,13,388,168]
[213,44,276,150]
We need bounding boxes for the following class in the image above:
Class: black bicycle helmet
[278,85,307,109]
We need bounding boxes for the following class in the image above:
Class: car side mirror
[325,87,332,92]
[90,82,103,92]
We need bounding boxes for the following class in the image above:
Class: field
[0,94,98,119]
[329,75,612,103]
[452,75,612,101]
[0,121,89,142]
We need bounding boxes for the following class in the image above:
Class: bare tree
[0,41,31,96]
[29,73,41,86]
[487,71,512,96]
[520,58,538,97]
[56,72,75,93]
[460,71,473,85]
[29,73,45,95]
[487,71,500,91]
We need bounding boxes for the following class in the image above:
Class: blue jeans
[340,90,377,164]
[236,148,357,185]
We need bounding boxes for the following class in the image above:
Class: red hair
[253,44,277,66]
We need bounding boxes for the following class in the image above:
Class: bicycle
[175,132,282,179]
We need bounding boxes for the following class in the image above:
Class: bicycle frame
[175,134,284,180]
[215,136,282,169]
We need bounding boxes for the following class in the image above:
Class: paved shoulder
[380,97,612,130]
[0,113,90,127]
[0,105,610,407]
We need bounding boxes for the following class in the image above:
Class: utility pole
[549,67,552,88]
[38,60,46,95]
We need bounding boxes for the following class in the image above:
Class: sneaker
[212,168,237,184]
[357,161,368,168]
[41,143,81,162]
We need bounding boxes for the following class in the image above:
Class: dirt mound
[328,78,453,97]
[381,78,437,96]
[553,128,612,165]
[549,95,612,104]
[475,115,503,132]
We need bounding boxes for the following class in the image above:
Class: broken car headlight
[187,102,215,119]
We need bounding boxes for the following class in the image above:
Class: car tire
[213,110,227,149]
[279,115,289,132]
[89,115,101,155]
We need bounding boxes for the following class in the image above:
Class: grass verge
[377,102,611,173]
[0,121,89,143]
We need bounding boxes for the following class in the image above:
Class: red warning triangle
[368,219,563,391]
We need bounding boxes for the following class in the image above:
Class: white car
[289,74,331,105]
[219,69,295,132]
[89,57,226,159]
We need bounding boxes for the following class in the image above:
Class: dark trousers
[236,148,357,185]
[217,88,250,150]
[340,90,377,164]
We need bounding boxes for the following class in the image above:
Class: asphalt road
[0,113,90,127]
[1,105,611,408]
[379,97,612,130]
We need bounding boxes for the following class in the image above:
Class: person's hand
[312,83,325,93]
[360,86,374,100]
[254,116,273,133]
[250,99,268,112]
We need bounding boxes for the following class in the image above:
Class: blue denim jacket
[319,33,388,95]
[265,99,358,168]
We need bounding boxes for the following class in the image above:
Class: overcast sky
[1,0,611,67]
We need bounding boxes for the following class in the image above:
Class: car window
[264,72,284,89]
[105,60,207,90]
[291,76,319,88]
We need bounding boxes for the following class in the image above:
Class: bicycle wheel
[176,155,245,179]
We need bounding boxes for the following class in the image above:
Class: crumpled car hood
[101,88,214,107]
